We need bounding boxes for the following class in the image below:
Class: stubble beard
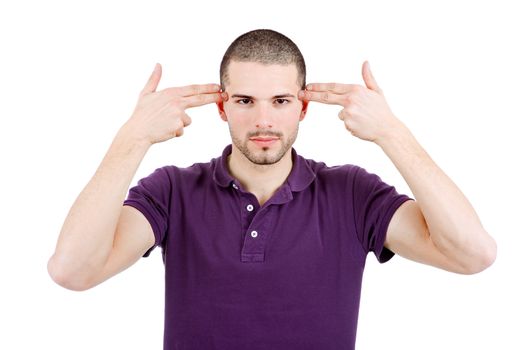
[230,124,299,165]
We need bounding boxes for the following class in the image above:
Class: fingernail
[221,92,228,100]
[298,90,305,99]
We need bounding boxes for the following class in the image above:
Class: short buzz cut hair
[219,29,306,91]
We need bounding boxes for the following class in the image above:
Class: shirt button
[246,204,254,212]
[250,230,258,238]
[232,183,238,189]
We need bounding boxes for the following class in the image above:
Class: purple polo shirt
[123,144,413,349]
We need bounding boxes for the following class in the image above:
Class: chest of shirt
[164,184,366,279]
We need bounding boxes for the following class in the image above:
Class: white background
[1,0,523,349]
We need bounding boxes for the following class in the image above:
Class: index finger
[164,83,221,97]
[306,83,360,94]
[182,91,225,109]
[301,90,346,105]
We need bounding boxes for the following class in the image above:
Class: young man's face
[217,61,308,165]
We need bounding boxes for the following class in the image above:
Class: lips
[250,136,279,147]
[250,137,279,141]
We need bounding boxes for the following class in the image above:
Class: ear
[299,99,309,121]
[216,100,227,122]
[217,87,229,122]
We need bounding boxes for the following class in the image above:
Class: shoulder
[300,155,362,184]
[161,160,214,182]
[148,147,231,189]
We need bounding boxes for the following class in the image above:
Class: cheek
[223,104,250,120]
[288,102,304,120]
[288,100,303,113]
[224,113,249,131]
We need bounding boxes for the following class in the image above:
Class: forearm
[376,123,496,268]
[48,123,150,288]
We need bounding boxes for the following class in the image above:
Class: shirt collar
[212,144,316,192]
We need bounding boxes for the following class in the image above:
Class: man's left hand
[298,61,406,144]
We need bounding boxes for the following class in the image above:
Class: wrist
[117,122,152,149]
[375,120,412,149]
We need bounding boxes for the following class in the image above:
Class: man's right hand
[125,63,227,145]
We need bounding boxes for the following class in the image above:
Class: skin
[296,61,497,273]
[132,60,496,274]
[50,59,496,293]
[126,62,226,144]
[216,61,309,204]
[47,64,228,291]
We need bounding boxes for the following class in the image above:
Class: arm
[48,63,225,290]
[299,61,497,274]
[47,127,151,291]
[378,126,497,274]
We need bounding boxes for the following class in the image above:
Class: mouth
[250,136,279,147]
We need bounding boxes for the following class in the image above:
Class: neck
[227,145,293,205]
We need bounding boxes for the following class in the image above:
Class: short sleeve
[352,166,414,263]
[123,166,171,257]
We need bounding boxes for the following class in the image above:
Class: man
[48,29,497,349]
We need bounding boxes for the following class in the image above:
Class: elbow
[462,234,498,275]
[47,255,92,292]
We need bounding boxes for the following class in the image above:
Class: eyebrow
[230,93,296,99]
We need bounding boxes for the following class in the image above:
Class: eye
[235,98,290,105]
[237,98,252,105]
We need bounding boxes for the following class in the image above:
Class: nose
[253,103,273,129]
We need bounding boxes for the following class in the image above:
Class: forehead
[226,61,300,92]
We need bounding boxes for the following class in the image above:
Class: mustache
[247,131,282,138]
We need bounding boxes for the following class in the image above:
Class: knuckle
[191,84,201,95]
[184,116,192,126]
[170,98,183,109]
[174,118,184,129]
[322,92,330,102]
[166,88,181,97]
[169,96,179,105]
[350,85,361,93]
[172,107,184,117]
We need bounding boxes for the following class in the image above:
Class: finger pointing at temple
[298,83,362,105]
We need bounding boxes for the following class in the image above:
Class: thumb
[362,61,383,94]
[140,63,162,97]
